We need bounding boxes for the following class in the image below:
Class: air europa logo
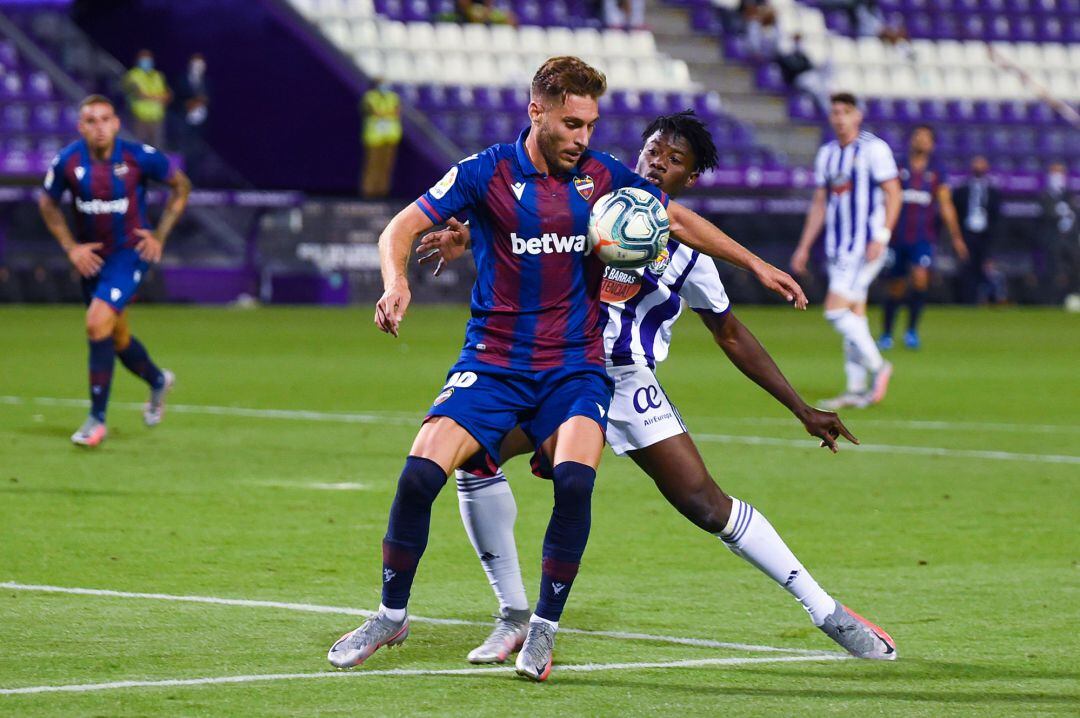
[509,232,586,255]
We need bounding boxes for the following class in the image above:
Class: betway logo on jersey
[902,188,933,206]
[75,197,129,215]
[509,232,586,255]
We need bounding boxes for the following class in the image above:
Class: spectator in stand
[1038,162,1080,304]
[360,78,402,199]
[953,156,1005,304]
[740,0,778,59]
[604,0,646,30]
[776,34,833,116]
[0,265,22,303]
[176,53,210,183]
[456,0,517,26]
[122,49,171,149]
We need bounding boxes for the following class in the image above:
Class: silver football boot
[467,607,530,664]
[515,619,556,681]
[143,370,175,427]
[819,602,897,660]
[327,612,409,669]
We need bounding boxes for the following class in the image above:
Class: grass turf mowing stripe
[3,396,1077,464]
[0,654,853,696]
[0,582,837,656]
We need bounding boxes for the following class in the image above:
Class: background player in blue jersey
[38,95,192,446]
[327,57,807,682]
[420,110,897,663]
[880,125,968,350]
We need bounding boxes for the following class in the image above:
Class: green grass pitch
[1,304,1077,716]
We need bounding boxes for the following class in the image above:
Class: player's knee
[551,461,596,509]
[85,315,113,341]
[396,456,447,506]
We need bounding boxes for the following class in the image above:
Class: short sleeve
[42,154,68,201]
[136,143,173,182]
[868,139,899,183]
[604,155,669,207]
[680,255,731,315]
[415,153,485,224]
[813,145,829,187]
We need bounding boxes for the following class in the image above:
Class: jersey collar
[514,127,586,178]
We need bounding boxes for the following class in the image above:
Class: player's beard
[536,123,579,175]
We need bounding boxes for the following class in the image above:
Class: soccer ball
[587,187,670,269]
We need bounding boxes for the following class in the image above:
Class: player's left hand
[133,228,164,263]
[417,217,470,277]
[799,407,859,453]
[752,260,808,310]
[953,239,970,262]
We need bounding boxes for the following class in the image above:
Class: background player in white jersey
[419,110,897,663]
[790,92,902,410]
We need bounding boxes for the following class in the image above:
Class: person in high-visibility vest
[122,49,172,149]
[361,80,402,199]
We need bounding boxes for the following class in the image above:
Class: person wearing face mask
[1038,162,1080,304]
[953,156,1003,304]
[122,49,171,149]
[360,78,401,199]
[176,53,210,183]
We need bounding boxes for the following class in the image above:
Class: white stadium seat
[936,40,964,67]
[573,27,602,56]
[321,19,349,47]
[547,27,575,54]
[354,48,383,77]
[489,24,517,53]
[433,22,463,49]
[382,50,414,82]
[461,23,491,51]
[602,30,631,58]
[627,30,657,57]
[378,21,408,50]
[351,19,378,50]
[517,26,547,55]
[406,22,435,51]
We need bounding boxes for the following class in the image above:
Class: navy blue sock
[116,336,165,389]
[882,296,900,337]
[381,456,447,610]
[907,290,927,333]
[88,337,115,422]
[535,461,596,622]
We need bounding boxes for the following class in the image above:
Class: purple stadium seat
[2,102,28,132]
[26,70,52,100]
[638,90,666,117]
[920,99,948,123]
[0,40,16,67]
[1000,101,1027,125]
[444,84,473,110]
[31,102,60,132]
[1,72,23,99]
[539,0,569,27]
[609,90,641,116]
[472,85,498,111]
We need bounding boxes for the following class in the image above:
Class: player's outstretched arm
[376,203,436,337]
[699,310,858,453]
[38,192,103,277]
[937,183,969,262]
[790,187,827,275]
[667,201,808,309]
[134,169,192,263]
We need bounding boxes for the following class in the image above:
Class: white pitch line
[0,582,832,656]
[693,433,1080,465]
[2,396,1077,465]
[0,654,850,696]
[688,415,1080,435]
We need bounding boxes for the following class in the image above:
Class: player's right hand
[790,247,809,276]
[417,218,470,277]
[753,260,808,310]
[375,277,411,337]
[67,243,104,278]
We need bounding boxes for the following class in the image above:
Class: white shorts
[605,363,688,456]
[827,251,887,303]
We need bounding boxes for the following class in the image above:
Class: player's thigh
[410,416,483,475]
[530,368,612,470]
[497,426,533,463]
[628,433,732,533]
[605,364,686,457]
[548,416,605,469]
[910,264,930,290]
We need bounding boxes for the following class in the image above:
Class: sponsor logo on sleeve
[429,165,459,200]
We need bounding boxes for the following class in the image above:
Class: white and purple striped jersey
[601,238,730,369]
[813,131,898,261]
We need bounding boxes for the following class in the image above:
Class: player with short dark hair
[420,109,897,666]
[879,125,968,350]
[326,57,807,681]
[38,94,191,446]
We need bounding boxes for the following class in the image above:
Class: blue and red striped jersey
[895,157,945,245]
[43,138,175,258]
[416,128,668,371]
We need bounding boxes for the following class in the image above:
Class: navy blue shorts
[886,239,933,279]
[80,248,149,312]
[426,360,614,466]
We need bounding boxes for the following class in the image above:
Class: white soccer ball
[587,187,670,269]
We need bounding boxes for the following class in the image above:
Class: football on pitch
[587,187,670,269]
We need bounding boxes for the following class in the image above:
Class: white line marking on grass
[0,654,850,696]
[693,433,1080,465]
[688,415,1080,435]
[3,396,1077,465]
[0,582,832,656]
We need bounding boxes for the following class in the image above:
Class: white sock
[717,498,836,626]
[843,338,868,394]
[826,308,883,373]
[530,614,558,630]
[456,469,529,613]
[379,604,406,622]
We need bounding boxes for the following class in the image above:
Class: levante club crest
[574,175,594,200]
